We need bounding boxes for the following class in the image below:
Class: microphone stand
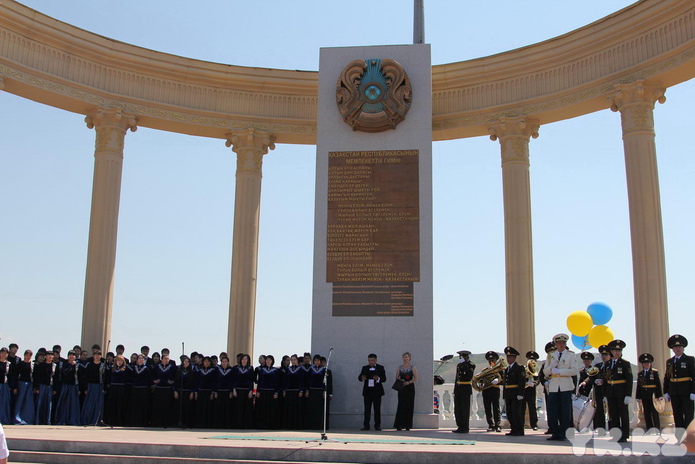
[307,348,345,444]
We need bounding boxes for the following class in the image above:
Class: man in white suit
[543,333,579,441]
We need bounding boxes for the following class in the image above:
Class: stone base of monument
[5,425,692,464]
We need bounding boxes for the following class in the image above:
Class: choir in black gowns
[151,358,177,427]
[13,356,35,425]
[306,357,327,430]
[0,355,11,425]
[106,358,129,427]
[174,357,197,428]
[54,356,80,425]
[195,359,217,428]
[81,355,106,426]
[255,357,281,429]
[215,359,235,428]
[282,360,305,429]
[128,359,153,426]
[33,355,57,425]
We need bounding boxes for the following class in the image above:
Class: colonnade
[75,80,670,367]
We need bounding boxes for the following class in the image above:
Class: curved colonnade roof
[0,0,694,144]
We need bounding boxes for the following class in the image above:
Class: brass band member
[537,342,555,434]
[483,351,502,432]
[577,352,595,397]
[592,344,611,430]
[503,346,525,436]
[635,352,663,431]
[543,333,579,441]
[605,339,632,443]
[521,351,539,431]
[664,334,695,430]
[452,350,474,434]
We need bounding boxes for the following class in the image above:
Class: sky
[1,1,693,365]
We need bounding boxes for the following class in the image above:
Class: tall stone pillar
[225,128,275,359]
[489,117,539,354]
[608,80,669,369]
[81,108,137,351]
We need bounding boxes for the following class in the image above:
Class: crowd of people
[0,343,333,430]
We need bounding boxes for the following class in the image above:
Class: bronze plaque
[332,283,414,317]
[327,149,419,316]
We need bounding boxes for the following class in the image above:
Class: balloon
[572,334,592,351]
[587,302,613,326]
[588,325,614,348]
[567,310,593,337]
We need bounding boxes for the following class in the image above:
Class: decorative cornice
[0,0,694,143]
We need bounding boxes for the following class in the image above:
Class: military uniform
[503,346,525,436]
[577,352,596,398]
[482,351,501,432]
[635,353,662,431]
[605,339,632,442]
[543,333,579,441]
[520,351,539,430]
[592,345,611,430]
[453,350,475,433]
[664,334,695,429]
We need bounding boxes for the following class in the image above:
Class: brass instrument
[586,366,600,377]
[472,357,507,392]
[525,359,539,386]
[545,344,557,367]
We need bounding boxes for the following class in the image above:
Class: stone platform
[4,425,693,464]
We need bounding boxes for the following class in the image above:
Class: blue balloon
[587,302,613,325]
[572,334,592,351]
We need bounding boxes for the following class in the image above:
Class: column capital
[225,128,276,174]
[488,116,540,142]
[608,80,666,113]
[85,108,138,132]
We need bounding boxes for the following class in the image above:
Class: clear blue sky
[1,1,693,364]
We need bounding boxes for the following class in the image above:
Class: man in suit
[543,333,579,441]
[453,350,475,433]
[664,334,695,430]
[503,346,525,436]
[358,353,386,431]
[636,352,663,432]
[605,339,633,443]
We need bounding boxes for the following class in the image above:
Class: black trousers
[453,393,470,432]
[363,391,382,428]
[482,387,500,427]
[593,390,606,430]
[520,386,538,428]
[671,393,695,429]
[606,396,629,441]
[639,395,660,430]
[505,397,524,434]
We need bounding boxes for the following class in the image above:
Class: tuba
[472,357,507,392]
[525,359,539,386]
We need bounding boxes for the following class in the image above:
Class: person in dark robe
[6,344,19,422]
[255,355,281,429]
[215,356,235,429]
[232,354,254,429]
[127,354,153,426]
[282,354,305,430]
[81,350,106,426]
[0,348,12,425]
[320,356,333,430]
[106,355,129,427]
[301,352,312,426]
[33,350,57,425]
[77,350,90,407]
[54,351,80,425]
[12,349,35,425]
[195,356,217,428]
[306,354,328,430]
[151,354,177,428]
[174,355,197,428]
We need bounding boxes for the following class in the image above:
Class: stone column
[81,108,137,351]
[225,128,275,359]
[608,80,669,369]
[489,116,540,354]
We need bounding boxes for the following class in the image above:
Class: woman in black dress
[106,355,128,427]
[195,356,217,428]
[305,354,327,430]
[215,356,235,429]
[393,352,418,431]
[232,354,254,429]
[255,355,281,429]
[151,354,177,428]
[127,354,152,426]
[173,356,197,428]
[282,354,305,429]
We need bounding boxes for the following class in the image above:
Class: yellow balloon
[588,325,614,348]
[566,310,593,337]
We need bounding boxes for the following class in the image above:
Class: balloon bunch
[566,302,615,351]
